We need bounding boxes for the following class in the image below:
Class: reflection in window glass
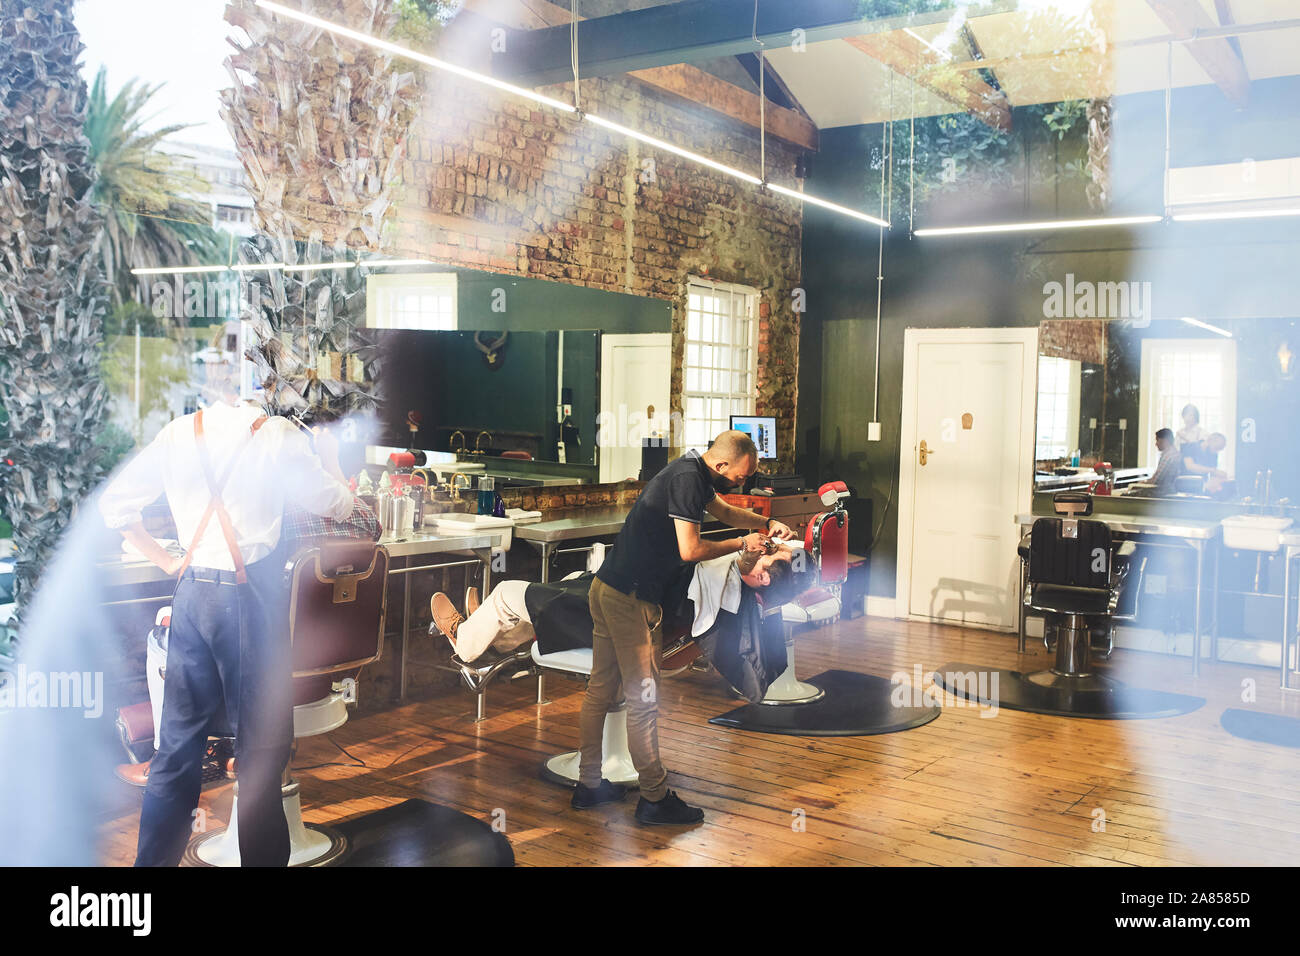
[366,273,458,330]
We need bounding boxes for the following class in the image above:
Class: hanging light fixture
[914,214,1162,237]
[131,258,433,276]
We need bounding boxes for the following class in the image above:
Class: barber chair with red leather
[183,541,389,866]
[709,480,942,736]
[754,481,851,705]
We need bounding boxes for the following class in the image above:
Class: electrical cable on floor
[292,734,370,771]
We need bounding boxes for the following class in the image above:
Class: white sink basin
[1221,515,1293,552]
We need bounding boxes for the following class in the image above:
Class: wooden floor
[98,615,1300,866]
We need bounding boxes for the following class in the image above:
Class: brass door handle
[919,440,936,466]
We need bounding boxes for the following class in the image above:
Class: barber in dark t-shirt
[573,430,794,825]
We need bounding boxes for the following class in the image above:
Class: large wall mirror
[361,263,672,484]
[1034,317,1300,507]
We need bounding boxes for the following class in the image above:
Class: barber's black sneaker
[571,779,627,809]
[635,790,704,826]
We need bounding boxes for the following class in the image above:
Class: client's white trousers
[456,579,534,662]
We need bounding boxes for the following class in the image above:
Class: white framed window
[1138,337,1237,474]
[683,278,758,452]
[365,273,458,330]
[1035,356,1081,461]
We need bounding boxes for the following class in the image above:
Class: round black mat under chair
[1220,708,1300,748]
[932,662,1205,719]
[334,799,514,867]
[181,798,513,867]
[708,670,941,736]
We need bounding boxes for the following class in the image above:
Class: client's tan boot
[465,586,480,616]
[430,593,465,653]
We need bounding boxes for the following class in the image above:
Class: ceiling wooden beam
[464,0,817,150]
[1145,0,1250,106]
[626,64,818,150]
[843,32,1011,130]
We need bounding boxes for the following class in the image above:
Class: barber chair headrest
[1053,491,1093,517]
[286,543,389,705]
[818,480,849,509]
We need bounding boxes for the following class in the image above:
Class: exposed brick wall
[500,479,643,513]
[1039,318,1106,366]
[381,72,805,471]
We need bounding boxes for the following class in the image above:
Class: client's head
[740,548,794,589]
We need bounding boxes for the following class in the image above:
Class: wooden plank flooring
[97,615,1300,866]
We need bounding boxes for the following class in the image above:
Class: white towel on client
[688,554,743,636]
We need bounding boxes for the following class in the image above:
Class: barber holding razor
[573,430,792,825]
[99,373,355,867]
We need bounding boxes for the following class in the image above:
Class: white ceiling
[763,0,1300,129]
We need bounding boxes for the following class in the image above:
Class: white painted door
[899,331,1035,630]
[599,334,671,483]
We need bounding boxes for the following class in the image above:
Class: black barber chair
[935,492,1204,719]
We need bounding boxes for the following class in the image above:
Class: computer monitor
[729,415,777,460]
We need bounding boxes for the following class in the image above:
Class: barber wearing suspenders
[100,395,354,866]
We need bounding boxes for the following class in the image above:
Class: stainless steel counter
[515,506,736,581]
[514,507,633,544]
[1015,513,1221,540]
[99,528,505,700]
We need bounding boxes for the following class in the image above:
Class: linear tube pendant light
[253,0,890,229]
[130,259,433,276]
[913,215,1163,237]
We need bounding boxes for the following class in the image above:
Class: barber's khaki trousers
[579,577,668,801]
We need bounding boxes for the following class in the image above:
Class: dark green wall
[798,77,1300,599]
[456,269,672,333]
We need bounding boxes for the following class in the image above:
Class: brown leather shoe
[115,759,151,788]
[430,592,464,650]
[465,586,480,617]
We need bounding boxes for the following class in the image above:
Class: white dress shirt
[98,402,353,571]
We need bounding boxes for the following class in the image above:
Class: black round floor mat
[933,662,1204,719]
[708,670,941,736]
[1221,708,1300,748]
[335,798,514,867]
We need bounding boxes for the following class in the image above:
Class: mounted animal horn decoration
[473,330,509,371]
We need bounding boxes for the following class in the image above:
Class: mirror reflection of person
[1177,404,1205,449]
[1182,432,1228,492]
[1152,428,1182,495]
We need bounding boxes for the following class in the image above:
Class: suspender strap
[175,410,269,585]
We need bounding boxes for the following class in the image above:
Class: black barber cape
[523,563,814,703]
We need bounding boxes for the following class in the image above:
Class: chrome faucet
[475,430,493,454]
[449,430,466,455]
